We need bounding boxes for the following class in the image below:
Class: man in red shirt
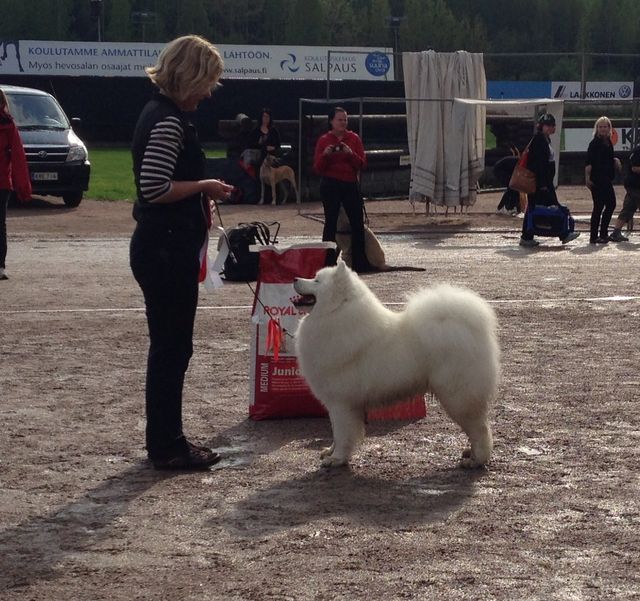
[313,107,374,273]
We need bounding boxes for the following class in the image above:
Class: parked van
[0,85,90,207]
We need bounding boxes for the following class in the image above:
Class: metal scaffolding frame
[298,95,640,202]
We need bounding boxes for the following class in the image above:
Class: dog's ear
[334,260,354,285]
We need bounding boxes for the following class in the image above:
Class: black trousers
[0,189,9,269]
[497,188,519,212]
[589,181,616,241]
[130,223,204,461]
[319,177,370,272]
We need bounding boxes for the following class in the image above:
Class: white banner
[0,40,394,80]
[552,81,634,100]
[563,127,639,152]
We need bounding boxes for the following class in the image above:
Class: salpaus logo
[280,53,300,73]
[365,52,390,77]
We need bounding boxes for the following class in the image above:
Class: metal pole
[393,28,399,78]
[298,97,303,206]
[358,97,364,197]
[632,98,638,148]
[326,51,331,101]
[580,52,586,99]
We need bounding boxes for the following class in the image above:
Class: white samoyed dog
[293,261,500,469]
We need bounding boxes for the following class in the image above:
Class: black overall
[586,136,616,242]
[129,94,208,462]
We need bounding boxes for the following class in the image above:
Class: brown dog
[258,155,299,205]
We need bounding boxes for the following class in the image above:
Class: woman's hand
[201,179,234,201]
[614,157,622,172]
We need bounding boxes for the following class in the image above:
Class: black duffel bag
[219,221,279,281]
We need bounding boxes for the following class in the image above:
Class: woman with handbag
[519,113,580,247]
[585,116,621,244]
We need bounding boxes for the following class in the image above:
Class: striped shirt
[139,115,184,201]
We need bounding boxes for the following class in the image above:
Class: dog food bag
[248,243,426,422]
[249,243,335,420]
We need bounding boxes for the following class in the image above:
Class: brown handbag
[509,147,536,195]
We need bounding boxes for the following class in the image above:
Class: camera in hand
[332,144,344,152]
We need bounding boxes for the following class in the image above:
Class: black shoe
[596,236,609,244]
[151,442,221,471]
[561,231,580,244]
[609,230,629,242]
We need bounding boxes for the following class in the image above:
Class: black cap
[538,113,556,126]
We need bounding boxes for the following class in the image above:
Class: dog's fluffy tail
[404,284,500,403]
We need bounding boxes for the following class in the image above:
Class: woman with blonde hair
[585,116,621,244]
[0,88,31,280]
[130,35,233,470]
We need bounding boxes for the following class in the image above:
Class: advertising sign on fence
[0,40,394,81]
[551,81,634,100]
[563,127,640,152]
[489,80,636,100]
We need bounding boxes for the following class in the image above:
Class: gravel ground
[1,188,638,600]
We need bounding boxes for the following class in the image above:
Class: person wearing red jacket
[0,88,31,280]
[313,106,374,273]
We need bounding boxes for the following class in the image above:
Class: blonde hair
[146,35,223,105]
[593,116,612,138]
[0,89,7,111]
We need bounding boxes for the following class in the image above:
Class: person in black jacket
[585,116,621,244]
[130,36,233,470]
[609,145,640,241]
[249,108,281,162]
[520,113,580,247]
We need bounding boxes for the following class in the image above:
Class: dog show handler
[129,35,233,471]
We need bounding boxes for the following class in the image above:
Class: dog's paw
[319,444,334,459]
[459,452,487,469]
[321,455,348,468]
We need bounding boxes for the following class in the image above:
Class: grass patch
[87,148,135,201]
[86,146,226,201]
[485,127,496,150]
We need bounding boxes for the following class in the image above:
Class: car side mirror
[71,117,82,128]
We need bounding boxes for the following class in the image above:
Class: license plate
[32,172,58,181]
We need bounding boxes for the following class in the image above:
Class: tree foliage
[2,0,638,79]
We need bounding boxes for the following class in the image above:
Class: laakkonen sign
[0,40,394,81]
[488,80,635,100]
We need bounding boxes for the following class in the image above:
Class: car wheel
[63,192,83,207]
